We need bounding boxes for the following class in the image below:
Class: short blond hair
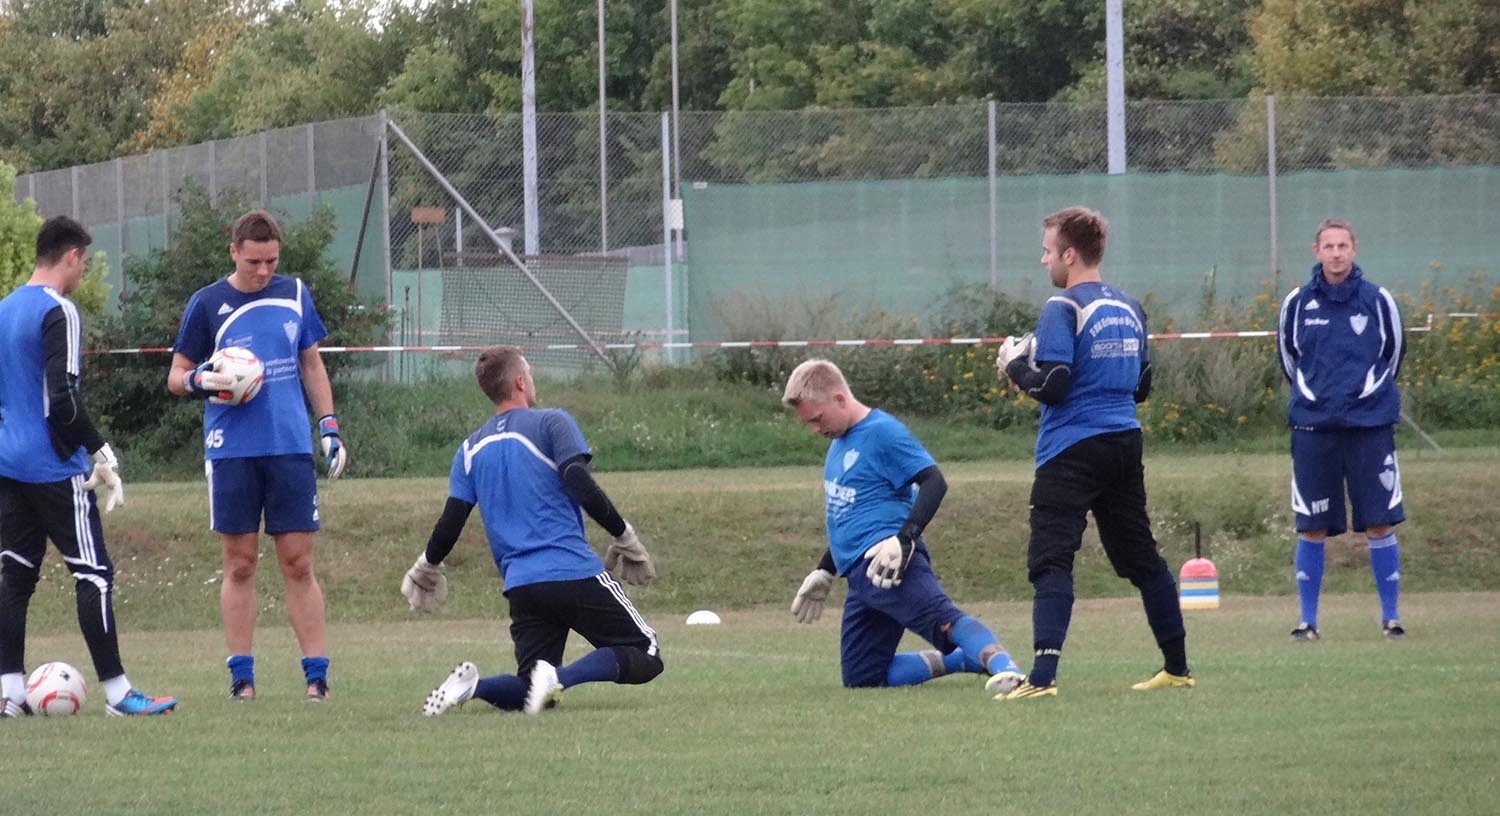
[1314,218,1356,244]
[782,359,851,407]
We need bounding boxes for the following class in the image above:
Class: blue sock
[1295,537,1326,628]
[474,674,527,710]
[300,656,329,684]
[947,615,1019,674]
[942,649,970,675]
[226,654,254,685]
[1368,533,1401,622]
[885,652,937,687]
[557,649,621,688]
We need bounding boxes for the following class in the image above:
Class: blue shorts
[1291,426,1404,536]
[839,544,964,688]
[206,455,319,535]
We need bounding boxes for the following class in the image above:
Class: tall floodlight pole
[521,0,540,255]
[597,0,608,253]
[1105,0,1126,174]
[669,0,683,260]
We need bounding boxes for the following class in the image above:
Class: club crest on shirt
[284,320,299,347]
[842,450,860,472]
[1350,314,1369,335]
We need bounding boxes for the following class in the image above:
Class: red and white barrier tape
[87,312,1497,356]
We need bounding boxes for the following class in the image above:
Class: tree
[0,162,111,317]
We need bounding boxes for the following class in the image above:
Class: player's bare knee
[610,645,663,685]
[223,559,258,584]
[1366,525,1393,540]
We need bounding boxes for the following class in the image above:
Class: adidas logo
[1306,299,1320,310]
[217,303,233,315]
[1385,571,1400,582]
[1296,570,1311,581]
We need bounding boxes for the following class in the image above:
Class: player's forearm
[424,497,475,565]
[898,465,946,544]
[299,347,335,416]
[559,455,628,538]
[1008,359,1072,405]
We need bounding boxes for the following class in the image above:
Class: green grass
[18,447,1500,635]
[9,593,1500,814]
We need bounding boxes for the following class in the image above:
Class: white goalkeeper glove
[863,535,914,590]
[318,415,347,479]
[401,554,448,613]
[604,522,656,586]
[183,361,236,403]
[81,443,125,513]
[995,332,1036,376]
[790,569,836,624]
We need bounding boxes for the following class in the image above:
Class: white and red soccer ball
[26,661,88,716]
[210,345,265,405]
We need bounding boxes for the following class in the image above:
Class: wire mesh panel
[28,168,74,218]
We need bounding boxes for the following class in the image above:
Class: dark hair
[1042,206,1109,267]
[230,209,283,246]
[475,346,527,403]
[36,215,92,266]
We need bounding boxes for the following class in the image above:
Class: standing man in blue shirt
[1276,218,1406,641]
[167,210,347,701]
[0,215,178,717]
[410,346,662,717]
[781,359,1025,694]
[994,206,1192,699]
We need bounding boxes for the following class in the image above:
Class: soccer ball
[25,661,88,716]
[210,346,265,405]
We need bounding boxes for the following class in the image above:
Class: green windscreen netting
[682,166,1500,340]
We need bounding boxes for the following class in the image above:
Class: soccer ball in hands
[26,661,88,716]
[209,346,265,405]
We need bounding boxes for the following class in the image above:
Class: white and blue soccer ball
[26,661,88,716]
[210,346,265,405]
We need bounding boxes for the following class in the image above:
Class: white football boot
[423,661,478,717]
[523,660,563,715]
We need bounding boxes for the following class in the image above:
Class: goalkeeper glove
[182,361,236,403]
[318,415,347,479]
[401,554,448,613]
[995,332,1036,376]
[81,443,125,513]
[604,522,656,586]
[790,569,836,624]
[863,534,914,590]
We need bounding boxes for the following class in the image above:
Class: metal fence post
[661,111,674,364]
[115,157,126,296]
[987,100,998,290]
[259,130,269,206]
[306,123,316,213]
[70,166,79,218]
[1267,94,1279,294]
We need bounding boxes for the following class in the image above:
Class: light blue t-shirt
[1032,281,1147,467]
[173,275,327,459]
[0,285,91,482]
[822,410,935,576]
[448,408,605,590]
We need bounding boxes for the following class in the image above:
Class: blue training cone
[1179,522,1220,610]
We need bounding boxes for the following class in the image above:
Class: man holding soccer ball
[0,216,178,717]
[411,347,663,717]
[168,209,346,701]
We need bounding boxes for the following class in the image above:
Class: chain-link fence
[16,95,1500,368]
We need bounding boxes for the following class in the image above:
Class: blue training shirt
[448,408,605,590]
[822,409,935,577]
[173,275,327,459]
[1032,281,1147,467]
[0,286,91,482]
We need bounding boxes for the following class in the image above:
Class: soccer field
[10,592,1499,814]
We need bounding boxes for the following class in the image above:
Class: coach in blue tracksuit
[994,206,1192,699]
[1276,218,1406,642]
[407,346,663,717]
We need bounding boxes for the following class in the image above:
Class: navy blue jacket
[1276,264,1404,430]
